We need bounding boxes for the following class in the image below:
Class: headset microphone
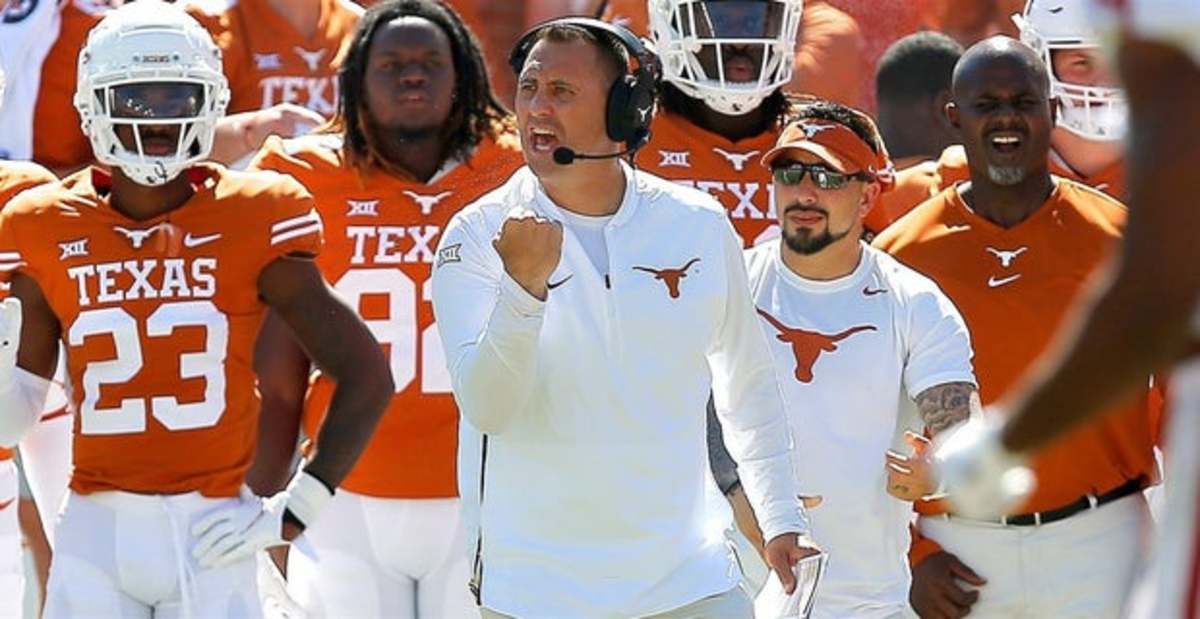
[552,145,633,165]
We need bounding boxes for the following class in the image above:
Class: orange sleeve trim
[909,523,944,567]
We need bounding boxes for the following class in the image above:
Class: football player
[639,0,805,248]
[248,0,521,616]
[0,3,392,616]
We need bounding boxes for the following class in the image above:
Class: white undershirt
[558,209,612,275]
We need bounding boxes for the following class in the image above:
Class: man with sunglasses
[742,101,977,619]
[874,37,1156,619]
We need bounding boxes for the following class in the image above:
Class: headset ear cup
[605,75,637,143]
[629,78,656,140]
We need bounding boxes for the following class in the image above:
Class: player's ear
[859,181,881,218]
[945,100,960,129]
[933,91,953,128]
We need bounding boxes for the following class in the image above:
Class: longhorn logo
[113,223,171,250]
[402,190,453,216]
[801,123,839,139]
[633,257,701,299]
[294,47,328,72]
[712,147,760,172]
[985,246,1028,268]
[756,308,876,383]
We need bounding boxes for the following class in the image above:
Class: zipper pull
[604,274,611,289]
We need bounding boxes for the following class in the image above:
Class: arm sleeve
[706,397,741,495]
[909,522,945,567]
[430,212,545,435]
[903,285,978,399]
[706,216,806,541]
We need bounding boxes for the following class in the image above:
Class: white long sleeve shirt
[746,243,976,618]
[432,163,805,618]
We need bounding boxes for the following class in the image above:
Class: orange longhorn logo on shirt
[756,308,876,383]
[633,258,700,299]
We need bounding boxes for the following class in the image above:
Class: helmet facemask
[83,79,223,185]
[650,0,803,116]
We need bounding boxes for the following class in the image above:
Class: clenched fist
[494,208,563,301]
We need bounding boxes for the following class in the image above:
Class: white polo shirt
[432,163,805,618]
[745,242,976,618]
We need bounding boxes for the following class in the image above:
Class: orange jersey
[636,111,781,247]
[874,180,1156,513]
[250,132,522,497]
[0,165,323,496]
[865,145,1127,235]
[32,0,230,171]
[197,0,361,117]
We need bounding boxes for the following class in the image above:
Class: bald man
[874,37,1156,619]
[933,3,1200,618]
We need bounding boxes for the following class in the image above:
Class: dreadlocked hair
[331,0,513,173]
[658,81,793,129]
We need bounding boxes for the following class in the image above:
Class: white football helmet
[649,0,803,116]
[1015,0,1126,141]
[74,0,229,186]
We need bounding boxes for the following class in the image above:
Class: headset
[508,17,661,160]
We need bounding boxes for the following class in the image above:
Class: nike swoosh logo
[0,498,13,511]
[183,232,222,248]
[987,274,1021,288]
[862,286,887,296]
[547,274,573,290]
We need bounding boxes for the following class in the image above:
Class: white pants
[481,585,754,619]
[0,460,21,619]
[287,492,477,618]
[45,490,261,618]
[918,493,1148,618]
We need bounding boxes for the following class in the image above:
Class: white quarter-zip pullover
[432,163,805,618]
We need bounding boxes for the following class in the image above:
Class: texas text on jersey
[636,110,784,248]
[191,0,361,117]
[250,131,522,498]
[0,164,322,497]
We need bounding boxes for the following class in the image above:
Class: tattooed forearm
[915,382,981,436]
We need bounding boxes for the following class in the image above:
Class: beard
[987,165,1027,186]
[782,221,853,255]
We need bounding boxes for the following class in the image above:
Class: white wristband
[284,470,334,528]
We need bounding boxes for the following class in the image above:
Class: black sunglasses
[771,162,872,190]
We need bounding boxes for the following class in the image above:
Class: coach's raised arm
[431,16,815,619]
